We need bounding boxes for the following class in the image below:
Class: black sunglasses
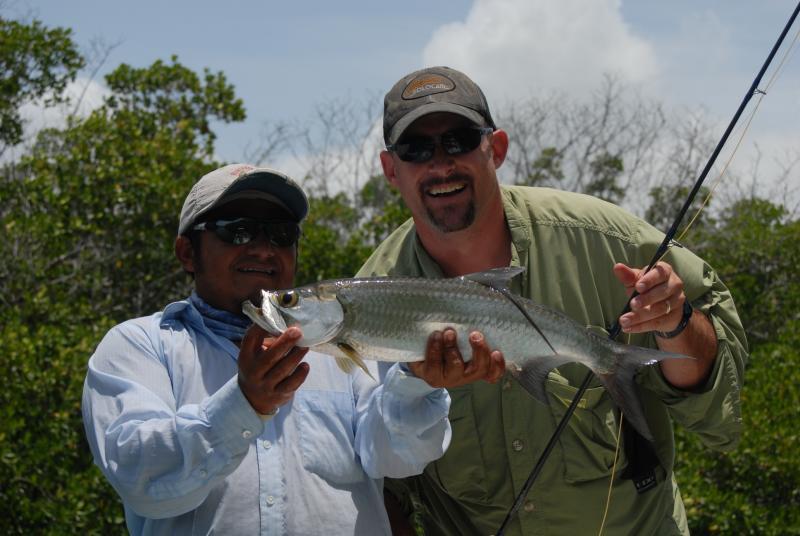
[386,126,494,163]
[193,218,301,247]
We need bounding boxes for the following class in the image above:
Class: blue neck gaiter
[190,292,251,342]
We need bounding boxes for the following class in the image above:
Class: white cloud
[18,76,110,135]
[421,0,659,105]
[1,77,110,162]
[417,0,798,208]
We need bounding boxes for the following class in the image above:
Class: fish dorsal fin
[463,266,558,356]
[336,342,375,380]
[460,266,525,291]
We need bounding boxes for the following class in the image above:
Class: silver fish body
[242,267,689,441]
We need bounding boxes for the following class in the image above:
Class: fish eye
[278,291,299,308]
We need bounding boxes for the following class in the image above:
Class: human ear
[174,235,196,273]
[380,150,399,188]
[489,129,509,168]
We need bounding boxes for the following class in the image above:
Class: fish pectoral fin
[508,354,574,406]
[334,356,356,374]
[336,343,375,381]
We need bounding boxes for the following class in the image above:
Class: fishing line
[596,330,632,535]
[495,4,800,534]
[678,23,800,243]
[597,412,625,536]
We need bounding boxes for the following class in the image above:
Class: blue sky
[10,0,800,191]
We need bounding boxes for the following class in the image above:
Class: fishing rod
[496,2,800,533]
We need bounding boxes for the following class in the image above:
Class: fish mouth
[241,290,287,335]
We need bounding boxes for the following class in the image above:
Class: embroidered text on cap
[402,74,456,100]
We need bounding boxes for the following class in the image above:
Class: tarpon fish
[242,267,690,441]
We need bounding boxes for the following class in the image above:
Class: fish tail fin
[593,340,692,442]
[509,340,691,442]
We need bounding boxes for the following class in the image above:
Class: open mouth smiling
[426,182,467,197]
[239,267,277,276]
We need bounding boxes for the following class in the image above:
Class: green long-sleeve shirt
[357,185,747,535]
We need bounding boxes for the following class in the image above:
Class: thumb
[612,263,641,291]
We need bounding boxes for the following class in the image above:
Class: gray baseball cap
[383,66,496,145]
[178,163,309,235]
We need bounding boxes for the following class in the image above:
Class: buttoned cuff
[202,376,265,455]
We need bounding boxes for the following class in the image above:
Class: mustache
[418,173,473,194]
[236,258,281,272]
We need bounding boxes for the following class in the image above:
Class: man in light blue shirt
[81,163,505,535]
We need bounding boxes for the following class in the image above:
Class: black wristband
[655,300,693,339]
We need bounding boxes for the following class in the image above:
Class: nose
[426,144,456,176]
[244,233,278,257]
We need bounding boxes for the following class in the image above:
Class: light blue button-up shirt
[82,297,451,535]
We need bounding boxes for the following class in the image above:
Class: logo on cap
[402,74,456,100]
[229,164,255,177]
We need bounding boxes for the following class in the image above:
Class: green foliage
[296,175,411,283]
[675,325,800,535]
[0,317,126,535]
[297,193,373,282]
[673,197,800,534]
[516,146,564,186]
[585,152,624,204]
[645,184,712,238]
[686,198,800,343]
[0,16,84,148]
[1,56,245,322]
[0,52,245,533]
[104,56,245,154]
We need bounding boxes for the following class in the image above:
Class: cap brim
[179,168,308,234]
[387,103,486,145]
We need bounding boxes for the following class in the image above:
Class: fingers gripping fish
[242,267,692,441]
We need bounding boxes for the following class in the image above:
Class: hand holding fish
[408,328,506,389]
[237,325,310,416]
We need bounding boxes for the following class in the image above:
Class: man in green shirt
[357,66,747,535]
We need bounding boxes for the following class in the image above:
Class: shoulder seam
[531,218,639,245]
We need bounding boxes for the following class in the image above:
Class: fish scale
[337,277,596,370]
[242,267,692,442]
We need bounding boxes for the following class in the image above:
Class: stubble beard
[425,202,475,233]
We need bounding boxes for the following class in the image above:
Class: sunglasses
[193,218,301,247]
[387,126,494,163]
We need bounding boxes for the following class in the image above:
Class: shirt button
[524,501,535,512]
[242,429,253,439]
[199,469,207,477]
[512,439,524,452]
[266,495,275,507]
[502,379,513,391]
[262,440,272,450]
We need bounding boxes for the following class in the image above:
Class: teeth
[241,268,275,275]
[428,183,465,196]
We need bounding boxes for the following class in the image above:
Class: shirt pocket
[545,374,628,483]
[294,390,365,484]
[423,386,488,502]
